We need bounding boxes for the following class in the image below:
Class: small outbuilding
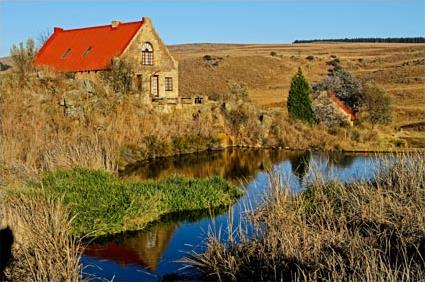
[312,90,356,126]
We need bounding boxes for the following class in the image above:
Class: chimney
[54,27,63,33]
[111,21,121,28]
[142,16,151,25]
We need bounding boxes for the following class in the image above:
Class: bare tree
[37,29,51,48]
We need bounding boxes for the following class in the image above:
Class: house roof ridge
[57,20,144,33]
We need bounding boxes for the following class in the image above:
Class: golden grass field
[170,42,425,126]
[0,42,423,182]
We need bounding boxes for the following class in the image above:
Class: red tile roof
[327,90,356,121]
[35,20,144,72]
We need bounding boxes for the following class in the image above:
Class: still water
[81,148,385,281]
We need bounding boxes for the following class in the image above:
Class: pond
[81,148,386,281]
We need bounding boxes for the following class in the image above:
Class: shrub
[350,129,361,142]
[363,83,392,127]
[36,30,51,48]
[393,138,407,148]
[228,81,249,101]
[225,108,250,136]
[101,57,134,96]
[10,39,36,84]
[326,58,340,67]
[287,68,315,124]
[270,51,278,57]
[313,68,363,112]
[203,55,213,61]
[0,62,11,71]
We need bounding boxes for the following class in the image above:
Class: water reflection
[82,149,380,281]
[121,148,301,183]
[289,150,312,182]
[85,222,177,271]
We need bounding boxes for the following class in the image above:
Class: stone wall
[122,17,179,100]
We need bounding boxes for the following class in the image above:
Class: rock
[75,79,96,95]
[36,71,45,80]
[60,90,85,119]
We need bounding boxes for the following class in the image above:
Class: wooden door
[136,74,143,92]
[151,75,159,97]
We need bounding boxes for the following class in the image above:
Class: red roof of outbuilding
[327,90,356,121]
[35,20,144,72]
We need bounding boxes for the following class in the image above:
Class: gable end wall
[121,17,178,99]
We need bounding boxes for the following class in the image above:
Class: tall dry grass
[0,71,221,181]
[186,153,425,281]
[0,191,83,281]
[0,68,347,185]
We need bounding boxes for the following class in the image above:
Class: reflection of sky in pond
[81,149,393,282]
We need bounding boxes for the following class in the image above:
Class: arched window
[142,42,153,65]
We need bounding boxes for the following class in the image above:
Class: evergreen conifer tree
[287,68,315,124]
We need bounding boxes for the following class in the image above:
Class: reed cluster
[0,192,82,281]
[187,153,425,281]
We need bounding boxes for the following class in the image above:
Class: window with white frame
[142,42,153,65]
[165,77,173,91]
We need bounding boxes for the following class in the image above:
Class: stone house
[312,90,356,126]
[35,17,178,101]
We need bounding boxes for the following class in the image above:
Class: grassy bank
[1,193,82,281]
[36,168,243,237]
[187,153,425,281]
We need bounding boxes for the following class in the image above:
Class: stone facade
[313,91,354,127]
[122,17,178,100]
[76,17,178,101]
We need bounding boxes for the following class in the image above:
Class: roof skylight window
[83,46,93,57]
[61,48,71,59]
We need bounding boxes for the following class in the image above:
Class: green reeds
[38,168,243,237]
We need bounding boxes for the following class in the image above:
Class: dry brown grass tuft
[186,153,425,281]
[0,191,83,281]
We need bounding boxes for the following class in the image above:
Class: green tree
[10,38,36,84]
[287,68,315,124]
[363,83,392,128]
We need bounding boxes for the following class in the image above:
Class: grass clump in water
[38,168,243,237]
[187,153,425,281]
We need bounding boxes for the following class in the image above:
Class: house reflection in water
[84,222,178,271]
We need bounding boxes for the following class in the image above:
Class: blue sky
[0,0,424,56]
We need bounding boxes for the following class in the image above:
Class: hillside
[169,43,425,127]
